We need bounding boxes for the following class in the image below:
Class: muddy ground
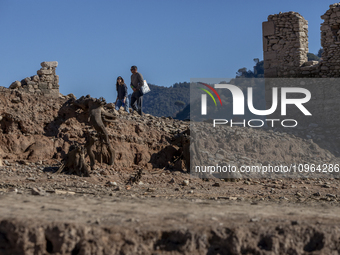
[1,164,340,255]
[1,88,340,254]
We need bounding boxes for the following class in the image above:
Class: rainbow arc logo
[198,82,222,115]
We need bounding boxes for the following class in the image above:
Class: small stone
[106,181,117,187]
[296,192,303,197]
[11,97,21,103]
[32,75,40,82]
[8,188,18,193]
[31,187,45,196]
[41,61,58,68]
[279,196,289,200]
[9,81,21,89]
[182,180,189,186]
[37,69,53,75]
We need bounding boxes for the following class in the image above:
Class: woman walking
[115,76,130,113]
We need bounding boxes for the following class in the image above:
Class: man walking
[130,65,144,115]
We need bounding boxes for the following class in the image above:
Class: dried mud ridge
[1,191,340,255]
[0,87,339,254]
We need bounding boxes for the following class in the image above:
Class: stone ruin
[262,3,340,133]
[9,61,60,97]
[263,3,340,78]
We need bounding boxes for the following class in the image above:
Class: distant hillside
[173,58,265,120]
[131,82,190,117]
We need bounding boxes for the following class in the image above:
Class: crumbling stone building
[263,3,340,135]
[263,3,340,78]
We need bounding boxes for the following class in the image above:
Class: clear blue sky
[0,0,329,102]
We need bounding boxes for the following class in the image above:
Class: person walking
[115,76,130,113]
[130,65,144,115]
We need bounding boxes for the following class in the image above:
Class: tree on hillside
[317,48,324,58]
[236,58,264,78]
[307,53,320,61]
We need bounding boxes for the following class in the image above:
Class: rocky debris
[31,187,46,196]
[9,61,59,97]
[190,122,339,179]
[56,144,90,177]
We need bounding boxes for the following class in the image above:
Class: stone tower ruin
[263,3,340,78]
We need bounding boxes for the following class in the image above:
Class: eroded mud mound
[0,87,189,171]
[0,87,338,175]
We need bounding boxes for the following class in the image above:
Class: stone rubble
[9,61,60,97]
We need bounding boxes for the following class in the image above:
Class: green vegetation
[140,82,190,117]
[307,48,323,61]
[307,53,320,61]
[235,58,264,78]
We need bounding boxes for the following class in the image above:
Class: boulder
[40,61,58,68]
[37,69,53,75]
[9,81,21,89]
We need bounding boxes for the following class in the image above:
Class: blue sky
[0,0,330,102]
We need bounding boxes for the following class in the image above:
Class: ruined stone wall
[263,3,340,78]
[263,12,309,78]
[320,3,340,77]
[263,3,340,133]
[9,61,60,97]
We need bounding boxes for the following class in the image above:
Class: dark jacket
[116,83,128,100]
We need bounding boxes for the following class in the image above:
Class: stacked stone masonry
[263,3,340,78]
[263,3,340,131]
[9,61,59,97]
